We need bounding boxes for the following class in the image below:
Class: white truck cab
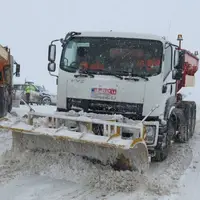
[47,31,198,162]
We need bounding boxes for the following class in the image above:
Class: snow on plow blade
[0,112,149,173]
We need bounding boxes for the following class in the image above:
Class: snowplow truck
[0,32,198,174]
[0,44,20,117]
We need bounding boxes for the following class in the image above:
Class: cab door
[162,44,177,119]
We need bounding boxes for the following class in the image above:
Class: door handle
[162,84,167,93]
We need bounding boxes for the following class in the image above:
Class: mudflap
[11,130,149,173]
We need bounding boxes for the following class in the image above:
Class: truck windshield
[60,37,163,77]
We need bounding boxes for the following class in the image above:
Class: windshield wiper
[124,76,139,81]
[115,70,148,81]
[96,69,123,80]
[115,70,138,81]
[131,74,149,81]
[74,69,94,78]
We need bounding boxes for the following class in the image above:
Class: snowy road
[0,175,109,200]
[0,104,199,199]
[174,121,200,200]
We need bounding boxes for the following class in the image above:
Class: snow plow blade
[0,112,150,173]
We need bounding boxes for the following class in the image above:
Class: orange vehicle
[0,44,20,117]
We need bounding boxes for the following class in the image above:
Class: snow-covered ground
[0,102,200,200]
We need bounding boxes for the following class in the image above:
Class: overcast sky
[1,0,200,94]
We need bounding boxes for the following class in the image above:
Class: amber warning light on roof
[177,34,183,41]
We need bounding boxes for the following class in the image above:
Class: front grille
[67,98,143,119]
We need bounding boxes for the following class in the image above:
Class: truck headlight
[145,125,156,145]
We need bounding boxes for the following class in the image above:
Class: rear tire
[189,101,196,136]
[0,87,8,118]
[8,96,12,113]
[173,108,189,143]
[175,101,196,141]
[8,102,12,113]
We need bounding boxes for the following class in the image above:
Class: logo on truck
[91,88,117,100]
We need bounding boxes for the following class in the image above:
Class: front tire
[153,119,174,162]
[153,133,171,162]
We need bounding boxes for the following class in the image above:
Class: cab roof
[73,31,166,42]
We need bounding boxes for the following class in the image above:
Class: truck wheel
[190,101,196,136]
[0,87,8,118]
[153,133,171,161]
[177,101,195,138]
[8,102,12,113]
[174,108,189,143]
[42,97,51,105]
[153,119,174,162]
[7,94,12,113]
[184,102,193,138]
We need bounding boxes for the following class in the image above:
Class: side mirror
[48,62,56,72]
[174,49,179,68]
[48,44,56,62]
[172,69,182,80]
[16,64,20,77]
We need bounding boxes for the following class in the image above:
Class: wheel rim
[43,98,51,105]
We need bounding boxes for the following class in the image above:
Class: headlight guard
[143,121,159,147]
